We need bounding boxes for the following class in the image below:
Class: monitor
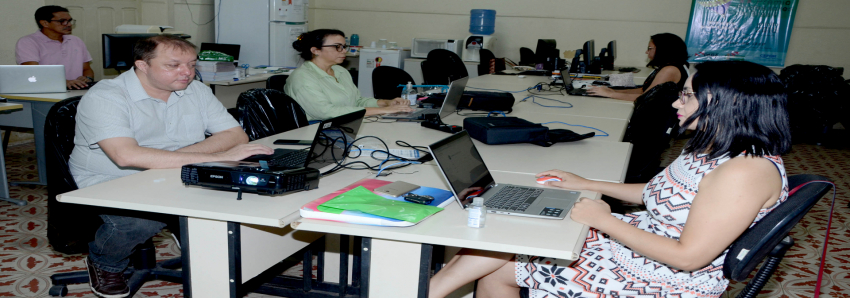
[581,40,595,67]
[200,43,241,60]
[600,40,616,70]
[534,39,558,64]
[102,33,160,70]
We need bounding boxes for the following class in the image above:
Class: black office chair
[621,82,680,184]
[421,49,468,85]
[477,49,505,75]
[266,74,289,92]
[518,47,536,66]
[236,88,309,141]
[44,96,184,297]
[518,174,833,298]
[372,66,415,100]
[723,174,832,298]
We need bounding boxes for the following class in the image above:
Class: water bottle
[467,197,487,228]
[351,34,359,46]
[405,81,415,103]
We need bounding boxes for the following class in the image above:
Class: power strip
[420,120,463,134]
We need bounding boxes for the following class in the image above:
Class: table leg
[9,101,51,186]
[186,217,233,298]
[0,131,26,205]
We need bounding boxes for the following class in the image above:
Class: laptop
[243,109,366,170]
[0,65,67,94]
[382,76,468,120]
[428,131,580,219]
[563,73,604,97]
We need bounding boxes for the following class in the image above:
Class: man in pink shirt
[16,5,94,90]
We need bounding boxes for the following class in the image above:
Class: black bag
[423,91,515,113]
[463,117,594,146]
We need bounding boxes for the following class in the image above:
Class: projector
[181,161,319,196]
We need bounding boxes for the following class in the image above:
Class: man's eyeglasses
[321,44,350,52]
[679,90,695,105]
[50,18,76,26]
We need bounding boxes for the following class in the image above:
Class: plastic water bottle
[351,34,359,46]
[467,197,487,228]
[405,81,415,103]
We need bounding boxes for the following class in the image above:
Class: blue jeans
[87,214,168,273]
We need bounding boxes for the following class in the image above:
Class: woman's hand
[570,197,612,227]
[378,97,411,107]
[536,170,592,190]
[586,86,615,98]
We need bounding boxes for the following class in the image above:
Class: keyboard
[382,108,439,119]
[485,186,543,211]
[245,149,310,168]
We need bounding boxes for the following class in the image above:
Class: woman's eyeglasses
[50,18,76,26]
[679,90,695,105]
[321,44,350,52]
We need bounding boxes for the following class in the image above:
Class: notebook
[428,131,580,219]
[243,109,366,170]
[0,65,67,94]
[381,76,468,120]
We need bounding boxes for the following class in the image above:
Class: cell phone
[374,181,421,197]
[273,139,312,146]
[403,193,435,205]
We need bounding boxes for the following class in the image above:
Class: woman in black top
[588,33,689,101]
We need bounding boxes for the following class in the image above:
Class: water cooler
[462,9,498,63]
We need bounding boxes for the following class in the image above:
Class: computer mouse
[536,176,563,184]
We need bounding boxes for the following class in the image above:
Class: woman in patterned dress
[429,61,792,298]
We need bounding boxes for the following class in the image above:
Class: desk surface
[0,103,24,111]
[0,90,87,102]
[204,72,288,86]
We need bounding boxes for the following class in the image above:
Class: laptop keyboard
[249,149,309,168]
[485,186,543,211]
[384,108,439,118]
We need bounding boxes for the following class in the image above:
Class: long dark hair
[647,33,689,69]
[681,61,791,160]
[292,29,346,60]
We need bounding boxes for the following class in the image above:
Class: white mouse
[518,75,527,78]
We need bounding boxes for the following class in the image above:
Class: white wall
[307,0,850,72]
[0,0,47,65]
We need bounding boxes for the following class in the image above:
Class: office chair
[421,49,468,85]
[518,47,535,66]
[266,74,289,92]
[372,66,415,100]
[518,174,833,298]
[44,96,184,297]
[621,82,680,183]
[477,49,505,75]
[236,88,308,141]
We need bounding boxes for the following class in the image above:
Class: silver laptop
[382,76,468,120]
[0,65,67,94]
[428,131,579,219]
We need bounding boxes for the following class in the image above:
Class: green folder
[318,186,443,223]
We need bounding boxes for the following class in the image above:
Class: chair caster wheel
[49,284,68,296]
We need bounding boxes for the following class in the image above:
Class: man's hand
[215,144,274,161]
[67,77,89,89]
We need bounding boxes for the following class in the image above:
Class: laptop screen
[438,76,469,119]
[305,110,366,170]
[428,131,495,207]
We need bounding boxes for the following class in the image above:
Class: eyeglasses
[50,18,76,26]
[679,90,695,105]
[321,44,350,52]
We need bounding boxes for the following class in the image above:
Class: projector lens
[245,176,259,185]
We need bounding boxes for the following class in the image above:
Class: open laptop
[428,131,580,219]
[563,73,605,97]
[244,109,366,170]
[382,76,468,120]
[0,65,67,94]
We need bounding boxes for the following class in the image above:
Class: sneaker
[85,256,130,298]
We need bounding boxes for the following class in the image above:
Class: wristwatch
[85,76,94,82]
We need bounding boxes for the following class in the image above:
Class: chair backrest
[723,174,833,281]
[45,96,104,254]
[372,66,415,100]
[266,74,289,91]
[477,49,498,75]
[421,49,468,85]
[519,47,535,66]
[622,81,680,183]
[237,88,308,141]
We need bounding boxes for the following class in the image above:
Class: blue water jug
[469,9,496,35]
[351,34,359,46]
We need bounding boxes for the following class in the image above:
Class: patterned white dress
[515,153,788,298]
